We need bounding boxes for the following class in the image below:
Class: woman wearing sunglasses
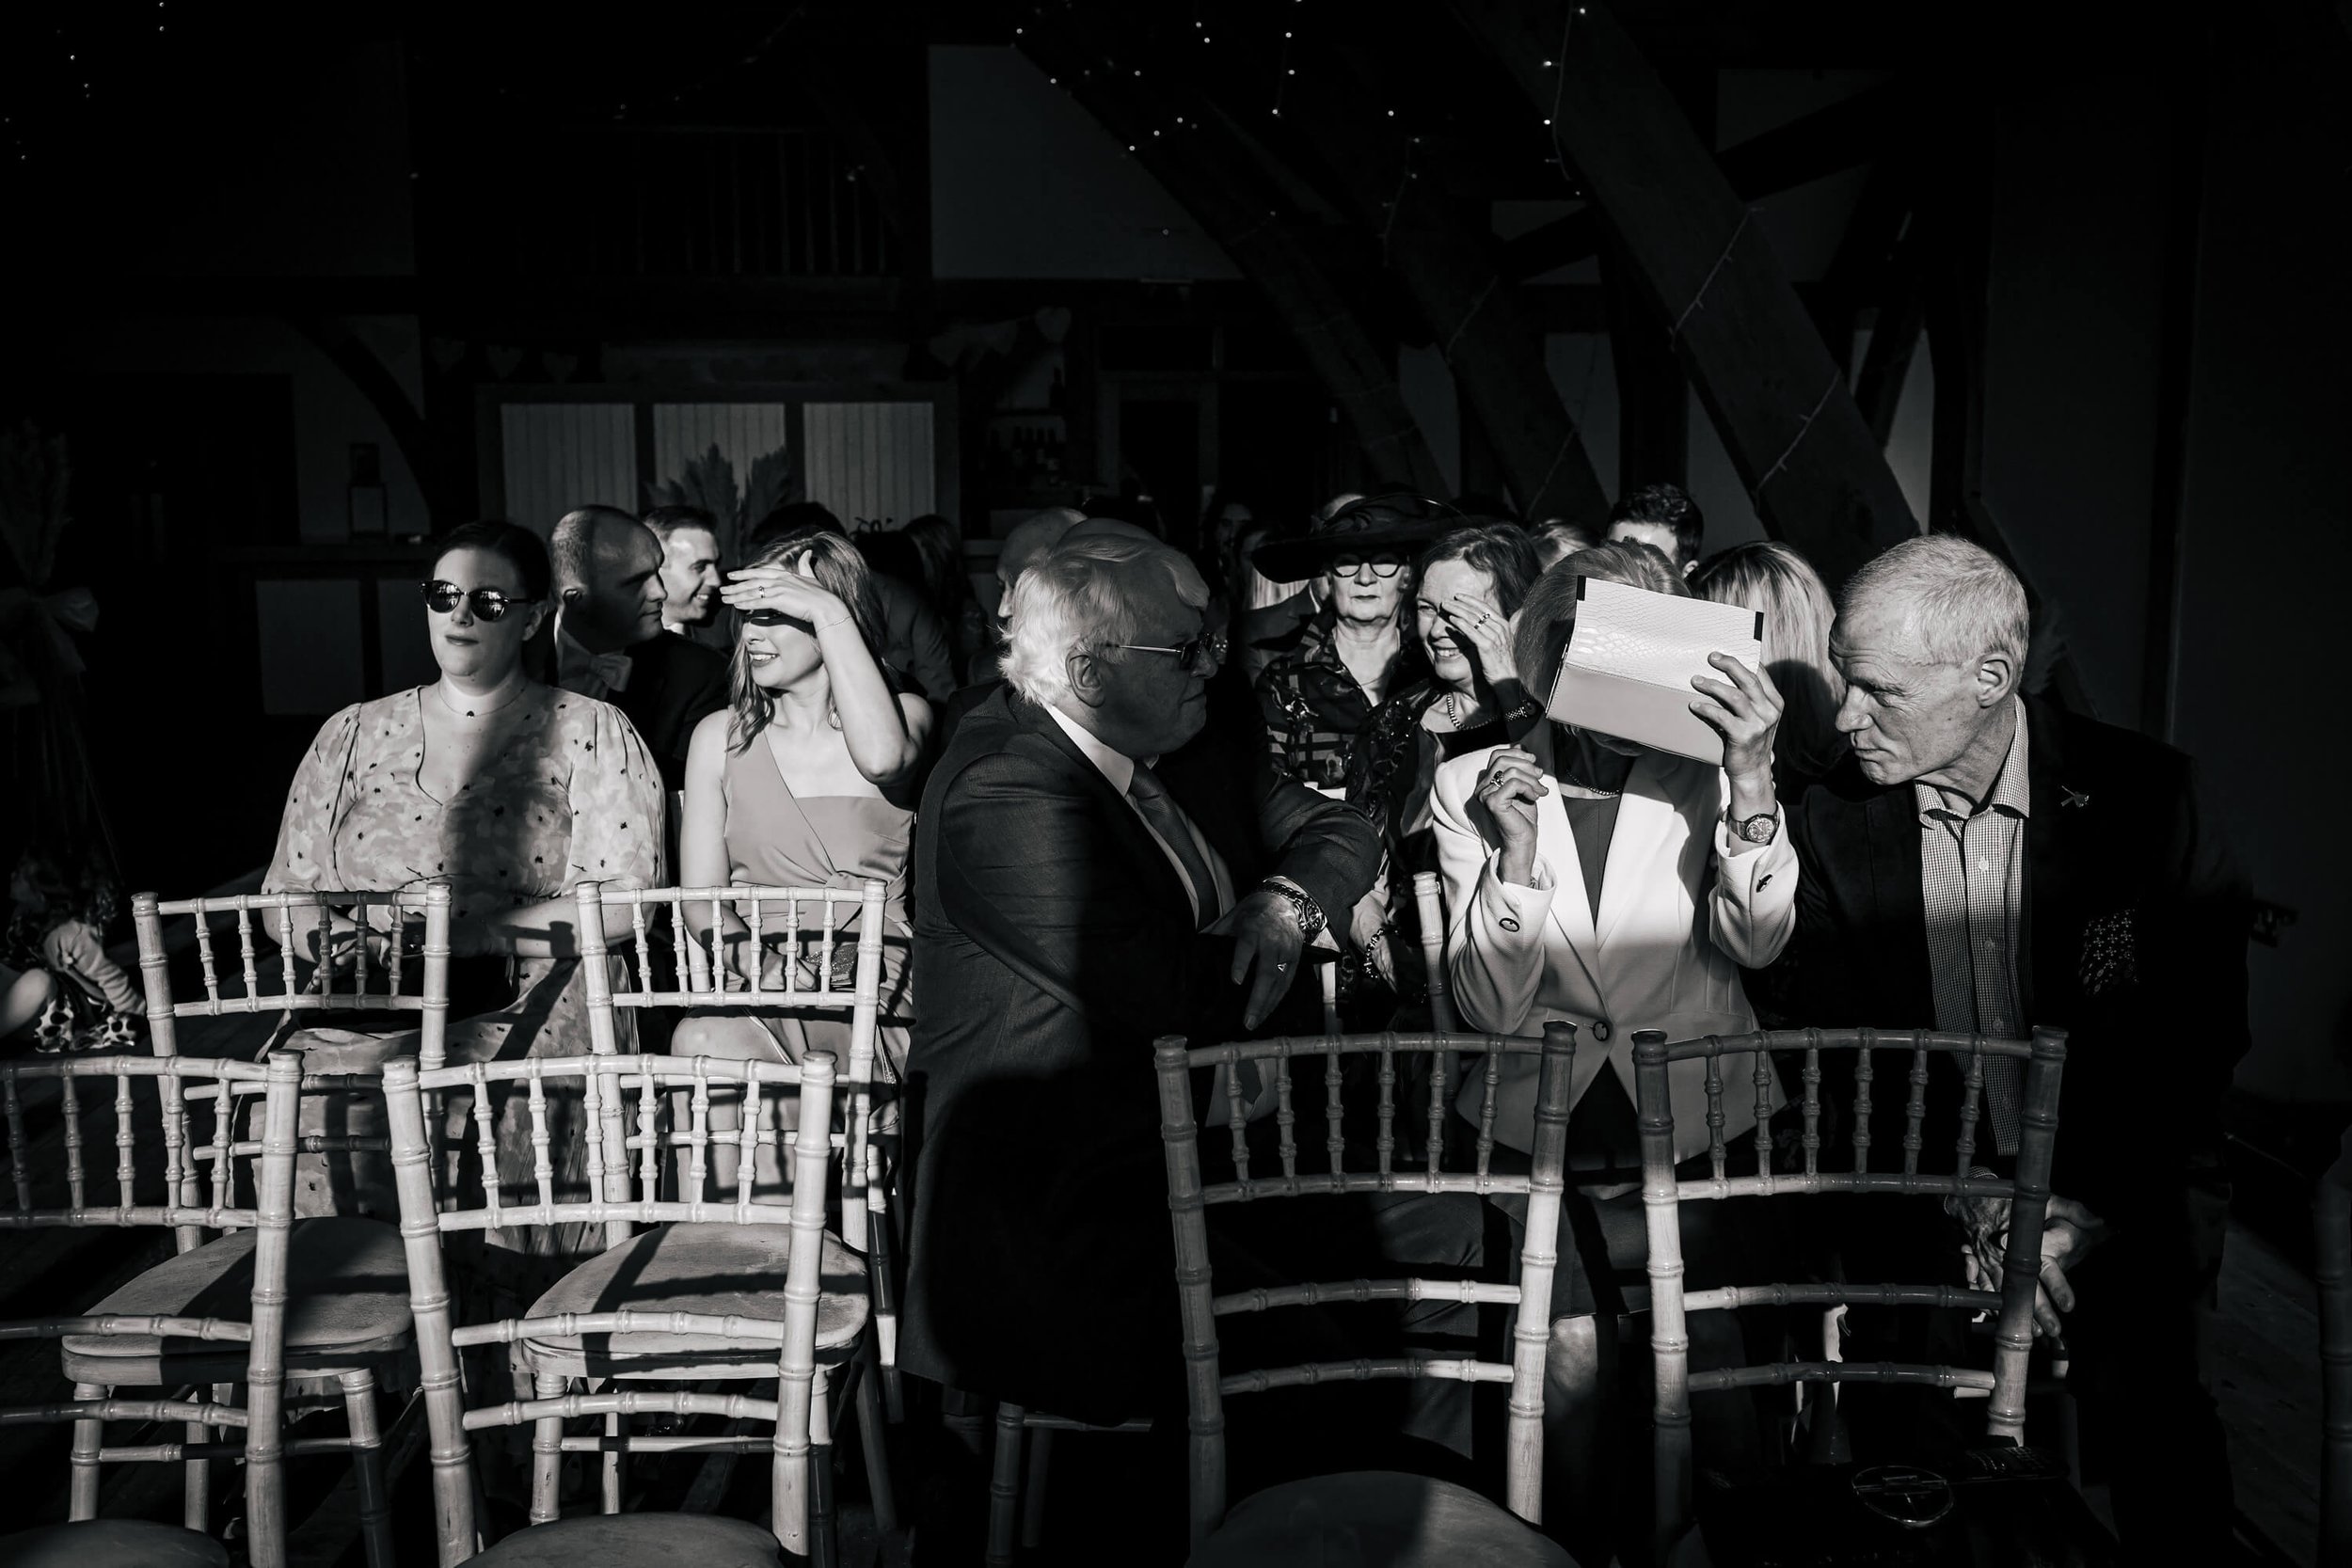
[262,519,663,1253]
[673,529,930,1191]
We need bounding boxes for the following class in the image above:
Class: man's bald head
[551,505,666,652]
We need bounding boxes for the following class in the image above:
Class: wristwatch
[1501,697,1542,724]
[1256,879,1329,942]
[1726,805,1781,845]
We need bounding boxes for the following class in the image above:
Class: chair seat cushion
[1188,1472,1579,1568]
[467,1513,780,1566]
[62,1216,412,1385]
[521,1222,868,1379]
[0,1520,230,1567]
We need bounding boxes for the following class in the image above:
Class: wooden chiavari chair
[576,879,900,1453]
[1634,1025,2069,1562]
[383,1051,856,1566]
[1139,1022,1581,1566]
[0,1053,400,1568]
[979,957,1355,1565]
[132,884,453,1219]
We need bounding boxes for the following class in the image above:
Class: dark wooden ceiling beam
[1599,235,1689,490]
[1014,21,1447,494]
[284,314,460,527]
[1812,157,1914,370]
[1850,212,1927,447]
[1500,76,1909,283]
[1453,0,1916,585]
[1179,38,1609,524]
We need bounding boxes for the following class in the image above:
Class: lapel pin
[2060,785,2090,810]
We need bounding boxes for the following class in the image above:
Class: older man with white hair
[1772,532,2249,1558]
[900,531,1486,1435]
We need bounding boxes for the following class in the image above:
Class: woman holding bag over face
[1430,540,1798,1563]
[675,529,930,1192]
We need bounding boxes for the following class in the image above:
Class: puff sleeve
[563,701,666,892]
[264,703,364,895]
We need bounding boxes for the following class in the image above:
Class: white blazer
[1431,727,1798,1161]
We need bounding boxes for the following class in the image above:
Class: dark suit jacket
[1771,696,2249,1258]
[609,632,729,794]
[871,574,958,704]
[899,687,1381,1420]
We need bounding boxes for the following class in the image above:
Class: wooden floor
[2217,1219,2323,1565]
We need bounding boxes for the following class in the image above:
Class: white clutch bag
[1543,577,1764,765]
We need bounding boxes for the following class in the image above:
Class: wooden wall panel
[498,403,637,536]
[650,403,794,494]
[255,579,364,716]
[801,402,935,528]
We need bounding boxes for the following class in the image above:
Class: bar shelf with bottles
[982,405,1073,506]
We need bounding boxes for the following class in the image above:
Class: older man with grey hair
[1770,532,2248,1558]
[900,531,1483,1437]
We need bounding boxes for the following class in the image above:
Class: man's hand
[1212,888,1309,1031]
[1957,1192,2110,1338]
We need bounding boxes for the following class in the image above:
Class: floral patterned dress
[265,685,662,1268]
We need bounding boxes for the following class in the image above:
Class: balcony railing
[424,125,899,278]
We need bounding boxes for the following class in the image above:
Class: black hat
[1248,492,1457,582]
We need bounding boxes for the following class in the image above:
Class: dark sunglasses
[1330,552,1406,578]
[419,580,540,621]
[1111,630,1230,675]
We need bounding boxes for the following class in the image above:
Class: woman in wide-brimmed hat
[1246,492,1456,797]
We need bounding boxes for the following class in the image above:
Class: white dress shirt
[1043,704,1233,922]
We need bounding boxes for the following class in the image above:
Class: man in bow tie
[1769,533,2249,1559]
[550,505,729,793]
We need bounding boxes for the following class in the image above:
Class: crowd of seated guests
[220,478,2246,1562]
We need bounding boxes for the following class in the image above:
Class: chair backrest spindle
[1902,1034,1932,1175]
[1704,1048,1727,1184]
[1274,1038,1297,1180]
[60,1075,85,1211]
[1851,1028,1876,1171]
[193,900,223,1010]
[1474,1053,1502,1182]
[1955,1037,1987,1173]
[1410,871,1456,1033]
